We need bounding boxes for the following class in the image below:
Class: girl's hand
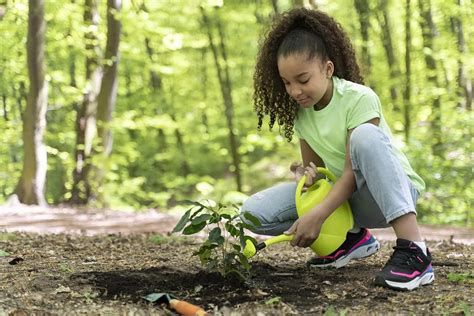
[284,209,323,248]
[290,161,318,191]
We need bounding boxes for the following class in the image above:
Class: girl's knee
[350,123,384,153]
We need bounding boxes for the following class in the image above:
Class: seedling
[172,200,260,280]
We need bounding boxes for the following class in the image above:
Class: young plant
[172,200,260,280]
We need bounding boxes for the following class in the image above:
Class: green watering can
[243,167,354,258]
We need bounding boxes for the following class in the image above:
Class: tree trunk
[254,0,264,24]
[15,0,47,206]
[201,49,209,134]
[452,0,472,110]
[201,6,242,191]
[2,94,8,121]
[271,0,279,14]
[96,0,122,158]
[403,0,412,144]
[70,0,102,204]
[0,2,5,20]
[418,0,443,157]
[376,0,400,110]
[354,0,372,80]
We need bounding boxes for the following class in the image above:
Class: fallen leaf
[52,285,71,294]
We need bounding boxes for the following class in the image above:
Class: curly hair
[253,8,364,142]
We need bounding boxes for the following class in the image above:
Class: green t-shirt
[294,76,425,193]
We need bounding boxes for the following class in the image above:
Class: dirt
[1,204,473,314]
[1,230,473,315]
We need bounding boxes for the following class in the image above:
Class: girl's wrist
[309,205,330,222]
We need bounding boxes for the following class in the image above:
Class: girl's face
[277,53,334,109]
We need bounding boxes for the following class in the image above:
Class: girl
[241,7,434,291]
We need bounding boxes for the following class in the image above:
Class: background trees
[0,0,472,226]
[14,0,47,206]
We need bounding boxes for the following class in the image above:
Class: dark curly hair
[253,8,364,141]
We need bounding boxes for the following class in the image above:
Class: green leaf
[192,213,211,225]
[189,206,205,220]
[225,222,238,237]
[239,226,246,248]
[215,236,225,245]
[208,227,221,243]
[172,209,192,233]
[265,296,281,305]
[0,250,10,257]
[242,211,261,227]
[182,221,207,235]
[239,222,258,231]
[237,252,250,270]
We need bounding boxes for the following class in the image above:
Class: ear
[326,60,334,78]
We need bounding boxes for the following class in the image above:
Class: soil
[1,205,473,315]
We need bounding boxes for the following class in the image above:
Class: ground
[0,205,473,315]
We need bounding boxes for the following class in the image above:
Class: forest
[0,0,472,226]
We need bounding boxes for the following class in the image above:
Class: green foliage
[447,272,473,284]
[172,200,259,280]
[0,1,471,228]
[265,296,281,305]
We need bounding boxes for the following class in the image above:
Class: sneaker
[374,239,435,291]
[307,228,380,268]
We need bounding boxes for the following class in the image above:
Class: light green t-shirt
[294,76,425,193]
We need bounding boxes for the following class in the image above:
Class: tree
[403,0,412,143]
[418,0,443,157]
[451,0,472,110]
[201,5,242,191]
[376,0,401,111]
[354,0,372,80]
[14,0,47,205]
[94,0,122,199]
[70,0,102,204]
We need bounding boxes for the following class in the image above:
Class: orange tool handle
[169,299,207,316]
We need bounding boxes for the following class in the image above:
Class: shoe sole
[382,270,435,291]
[309,239,381,269]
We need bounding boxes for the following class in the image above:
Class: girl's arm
[290,139,326,186]
[286,118,380,247]
[300,139,325,168]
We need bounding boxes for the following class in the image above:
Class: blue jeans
[241,124,419,235]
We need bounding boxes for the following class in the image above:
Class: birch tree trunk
[96,0,121,158]
[15,0,47,206]
[70,0,102,204]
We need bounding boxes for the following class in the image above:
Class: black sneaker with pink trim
[374,238,435,291]
[307,228,380,268]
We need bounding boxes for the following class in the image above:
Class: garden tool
[243,167,354,258]
[144,293,207,316]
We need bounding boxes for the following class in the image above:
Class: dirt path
[1,204,473,244]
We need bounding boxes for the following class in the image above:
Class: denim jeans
[241,124,419,236]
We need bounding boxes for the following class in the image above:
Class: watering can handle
[295,167,337,212]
